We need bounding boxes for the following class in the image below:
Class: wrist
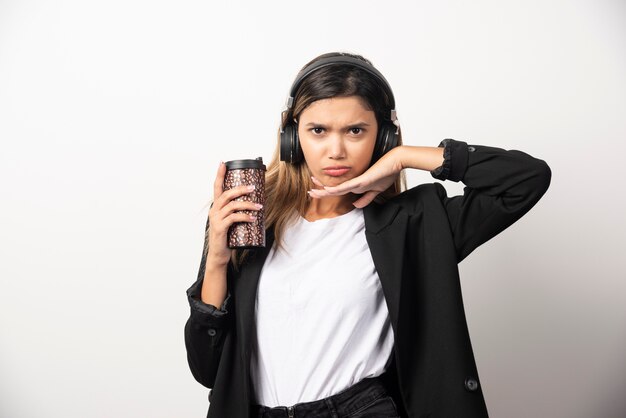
[390,145,407,171]
[206,254,229,271]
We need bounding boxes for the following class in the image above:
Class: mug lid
[225,157,266,170]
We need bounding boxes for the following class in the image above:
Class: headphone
[279,55,400,164]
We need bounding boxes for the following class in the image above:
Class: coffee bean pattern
[223,167,266,248]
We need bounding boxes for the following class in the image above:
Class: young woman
[184,52,552,418]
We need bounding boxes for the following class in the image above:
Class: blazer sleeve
[184,212,233,388]
[430,138,552,263]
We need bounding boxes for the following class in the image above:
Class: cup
[223,157,266,248]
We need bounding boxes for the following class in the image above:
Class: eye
[350,127,363,135]
[311,127,325,135]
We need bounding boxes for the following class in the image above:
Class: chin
[322,173,350,181]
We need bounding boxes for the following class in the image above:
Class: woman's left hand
[308,147,404,208]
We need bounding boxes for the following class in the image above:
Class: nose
[328,134,346,160]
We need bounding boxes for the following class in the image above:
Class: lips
[323,166,350,177]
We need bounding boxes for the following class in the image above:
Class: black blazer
[184,138,552,417]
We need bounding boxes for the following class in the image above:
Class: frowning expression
[297,96,378,185]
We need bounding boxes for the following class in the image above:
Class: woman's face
[297,96,378,186]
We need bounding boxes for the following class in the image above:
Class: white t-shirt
[250,207,395,407]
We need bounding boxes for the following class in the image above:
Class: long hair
[222,52,407,270]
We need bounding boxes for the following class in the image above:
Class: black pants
[251,372,400,418]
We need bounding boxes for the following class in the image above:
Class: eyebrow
[304,122,371,128]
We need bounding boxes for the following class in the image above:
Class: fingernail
[254,203,263,209]
[247,185,255,191]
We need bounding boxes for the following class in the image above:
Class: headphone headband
[284,55,397,122]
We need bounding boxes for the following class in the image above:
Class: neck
[304,193,358,220]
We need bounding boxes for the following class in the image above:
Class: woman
[184,52,552,418]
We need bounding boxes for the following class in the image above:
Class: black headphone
[279,55,400,164]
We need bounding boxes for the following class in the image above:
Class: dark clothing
[252,370,399,417]
[184,138,552,417]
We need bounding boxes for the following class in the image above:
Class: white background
[1,0,625,417]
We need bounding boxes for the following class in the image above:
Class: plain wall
[0,0,624,417]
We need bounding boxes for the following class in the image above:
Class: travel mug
[223,157,266,248]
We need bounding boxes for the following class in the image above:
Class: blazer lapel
[234,228,275,404]
[363,202,407,333]
[236,227,275,363]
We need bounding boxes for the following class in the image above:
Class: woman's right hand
[206,162,262,267]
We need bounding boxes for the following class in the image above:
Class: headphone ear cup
[292,125,303,163]
[280,123,294,163]
[280,123,304,164]
[372,122,399,163]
